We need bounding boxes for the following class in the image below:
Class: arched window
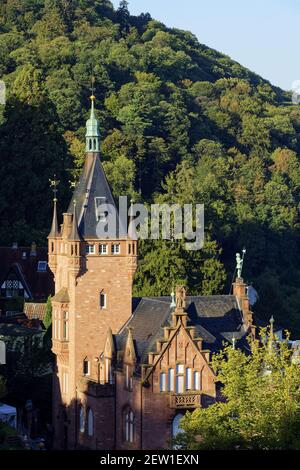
[124,407,135,443]
[79,406,85,433]
[87,408,94,437]
[172,413,184,449]
[89,139,92,151]
[93,138,96,150]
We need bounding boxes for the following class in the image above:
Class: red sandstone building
[48,96,255,450]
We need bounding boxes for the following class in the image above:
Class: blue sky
[112,0,300,90]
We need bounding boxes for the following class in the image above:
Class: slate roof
[0,247,54,301]
[116,295,249,367]
[68,155,125,239]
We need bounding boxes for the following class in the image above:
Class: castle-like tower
[48,95,138,449]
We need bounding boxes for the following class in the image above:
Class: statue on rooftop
[236,248,246,279]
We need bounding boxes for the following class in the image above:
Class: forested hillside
[1,0,300,333]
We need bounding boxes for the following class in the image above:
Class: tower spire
[69,200,81,241]
[86,76,100,153]
[48,176,60,238]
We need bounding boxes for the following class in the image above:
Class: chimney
[30,242,37,257]
[233,278,253,331]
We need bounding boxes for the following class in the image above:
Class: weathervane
[49,175,60,202]
[69,180,76,189]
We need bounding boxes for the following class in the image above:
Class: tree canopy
[0,1,300,332]
[175,330,300,450]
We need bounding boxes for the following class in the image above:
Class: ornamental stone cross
[176,286,186,310]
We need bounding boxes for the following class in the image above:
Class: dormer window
[99,244,108,255]
[86,244,95,255]
[112,244,120,255]
[37,261,47,272]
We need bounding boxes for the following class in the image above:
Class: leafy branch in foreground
[174,328,300,450]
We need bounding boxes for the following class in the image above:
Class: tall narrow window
[160,372,166,392]
[124,408,135,443]
[63,312,69,340]
[176,364,184,394]
[100,292,106,309]
[79,406,85,433]
[87,408,94,437]
[168,368,175,392]
[83,358,90,376]
[186,368,192,390]
[194,371,201,391]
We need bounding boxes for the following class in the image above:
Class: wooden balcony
[169,393,201,409]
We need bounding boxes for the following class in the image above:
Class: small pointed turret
[49,199,59,238]
[69,200,81,241]
[48,176,60,238]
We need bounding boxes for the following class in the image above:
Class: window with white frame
[111,244,120,255]
[100,292,106,309]
[186,368,192,390]
[99,244,108,255]
[86,244,95,255]
[168,368,175,392]
[176,364,184,394]
[160,372,167,392]
[194,371,201,391]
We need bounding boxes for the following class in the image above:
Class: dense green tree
[175,330,300,450]
[0,0,300,333]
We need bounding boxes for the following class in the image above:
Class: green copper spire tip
[86,94,100,153]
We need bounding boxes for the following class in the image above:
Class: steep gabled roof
[67,155,124,239]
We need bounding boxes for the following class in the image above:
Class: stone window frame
[123,406,135,444]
